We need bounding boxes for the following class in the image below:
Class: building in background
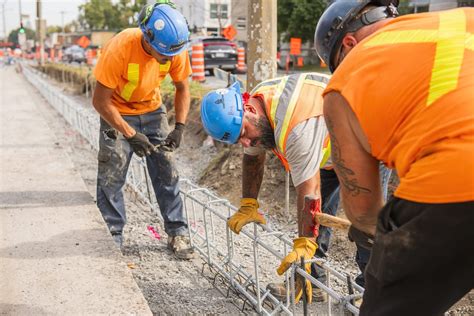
[164,0,232,37]
[231,0,248,43]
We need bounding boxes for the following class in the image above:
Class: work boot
[111,232,123,248]
[267,281,328,302]
[167,235,196,260]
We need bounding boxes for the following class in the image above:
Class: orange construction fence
[237,47,246,72]
[191,43,205,82]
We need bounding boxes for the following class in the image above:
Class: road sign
[290,37,301,55]
[77,36,91,48]
[221,25,237,41]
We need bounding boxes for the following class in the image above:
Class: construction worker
[92,2,194,259]
[201,74,337,303]
[315,1,474,314]
[201,77,392,302]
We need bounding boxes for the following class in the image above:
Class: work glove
[160,123,185,152]
[227,198,266,234]
[277,237,318,304]
[126,132,156,157]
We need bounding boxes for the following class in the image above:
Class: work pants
[360,198,474,316]
[96,108,188,237]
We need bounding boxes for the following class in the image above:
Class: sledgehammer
[304,195,351,231]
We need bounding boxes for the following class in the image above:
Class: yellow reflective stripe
[304,78,327,89]
[270,77,288,125]
[160,61,171,72]
[254,85,275,94]
[365,10,471,106]
[121,63,139,101]
[428,10,465,106]
[278,74,306,152]
[365,30,439,46]
[319,140,331,168]
[467,34,474,51]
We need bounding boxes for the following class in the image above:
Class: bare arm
[323,92,382,235]
[173,79,190,124]
[92,81,135,138]
[242,152,266,199]
[295,173,320,242]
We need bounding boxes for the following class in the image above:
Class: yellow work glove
[227,198,266,234]
[276,237,318,304]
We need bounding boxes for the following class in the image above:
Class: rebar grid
[24,66,363,315]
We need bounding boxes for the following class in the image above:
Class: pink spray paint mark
[147,225,161,240]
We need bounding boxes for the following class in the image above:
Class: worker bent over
[201,73,338,303]
[92,2,194,259]
[315,0,474,314]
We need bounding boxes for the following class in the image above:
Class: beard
[248,116,276,150]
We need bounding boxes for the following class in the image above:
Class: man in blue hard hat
[201,75,344,303]
[92,1,194,259]
[201,78,393,304]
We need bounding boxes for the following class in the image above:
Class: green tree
[79,0,147,31]
[8,27,35,45]
[79,0,119,30]
[278,0,327,43]
[47,25,62,35]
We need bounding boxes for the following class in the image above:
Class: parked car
[63,45,86,63]
[190,36,238,75]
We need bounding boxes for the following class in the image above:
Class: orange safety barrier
[297,56,304,67]
[237,47,246,73]
[86,49,94,65]
[191,43,205,82]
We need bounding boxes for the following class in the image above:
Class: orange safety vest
[324,8,474,203]
[251,73,330,171]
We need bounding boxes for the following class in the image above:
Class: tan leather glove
[227,198,266,234]
[277,237,318,304]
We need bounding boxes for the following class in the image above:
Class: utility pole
[247,0,277,91]
[1,1,6,43]
[18,0,22,26]
[60,11,66,37]
[36,0,44,65]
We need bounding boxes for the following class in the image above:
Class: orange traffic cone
[191,43,205,82]
[237,47,246,73]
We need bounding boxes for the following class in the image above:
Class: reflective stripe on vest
[121,63,139,101]
[320,137,331,169]
[365,9,473,106]
[252,73,329,170]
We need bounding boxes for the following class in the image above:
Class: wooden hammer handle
[315,213,351,230]
[304,194,351,231]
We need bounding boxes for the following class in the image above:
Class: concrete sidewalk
[0,66,152,315]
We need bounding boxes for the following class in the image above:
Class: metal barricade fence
[23,65,363,315]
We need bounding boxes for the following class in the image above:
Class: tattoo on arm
[325,116,371,197]
[242,153,265,198]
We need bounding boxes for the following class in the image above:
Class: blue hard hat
[314,0,398,72]
[201,82,244,145]
[138,3,189,56]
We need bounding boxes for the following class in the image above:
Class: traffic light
[19,22,25,34]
